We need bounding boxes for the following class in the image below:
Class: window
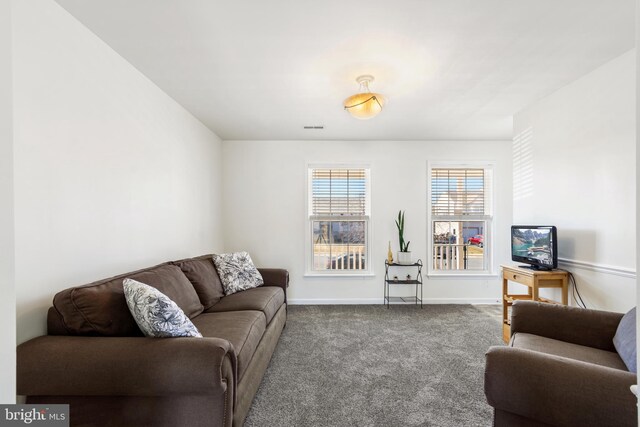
[307,166,370,274]
[428,165,493,274]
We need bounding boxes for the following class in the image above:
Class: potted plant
[395,210,412,264]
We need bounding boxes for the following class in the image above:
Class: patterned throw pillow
[123,278,202,338]
[212,252,264,296]
[613,307,637,373]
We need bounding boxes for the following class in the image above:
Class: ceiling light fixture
[343,75,384,120]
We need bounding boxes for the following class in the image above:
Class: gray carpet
[244,305,503,427]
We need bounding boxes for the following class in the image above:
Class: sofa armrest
[485,346,637,427]
[18,335,237,404]
[258,268,289,303]
[511,301,623,351]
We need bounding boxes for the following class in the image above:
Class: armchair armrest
[258,268,289,303]
[485,346,637,427]
[511,301,623,351]
[18,336,237,405]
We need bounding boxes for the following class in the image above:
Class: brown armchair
[484,301,637,427]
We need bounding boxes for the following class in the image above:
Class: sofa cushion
[191,311,266,380]
[512,332,628,370]
[172,255,225,310]
[127,265,204,318]
[123,279,203,338]
[213,252,263,296]
[52,264,203,336]
[205,286,284,325]
[613,307,637,373]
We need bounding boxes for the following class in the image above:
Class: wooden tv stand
[501,264,569,342]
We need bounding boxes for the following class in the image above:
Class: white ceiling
[55,0,635,141]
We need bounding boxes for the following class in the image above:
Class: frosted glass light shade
[343,93,384,120]
[343,75,385,120]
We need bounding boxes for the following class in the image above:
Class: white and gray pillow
[212,252,263,296]
[123,278,202,338]
[613,307,636,373]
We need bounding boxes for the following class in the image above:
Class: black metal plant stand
[384,259,423,308]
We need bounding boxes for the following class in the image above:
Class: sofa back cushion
[51,264,204,336]
[172,255,225,310]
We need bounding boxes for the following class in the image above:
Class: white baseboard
[423,298,500,305]
[288,298,500,305]
[288,298,380,305]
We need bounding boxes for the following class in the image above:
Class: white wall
[513,49,636,312]
[0,0,16,404]
[13,0,224,344]
[636,1,639,413]
[222,140,512,304]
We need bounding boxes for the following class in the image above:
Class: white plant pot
[397,251,412,265]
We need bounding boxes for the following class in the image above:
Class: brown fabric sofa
[17,254,288,427]
[485,301,637,427]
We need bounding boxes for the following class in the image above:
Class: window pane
[311,169,367,216]
[312,221,330,270]
[313,220,366,271]
[431,168,485,216]
[432,221,485,271]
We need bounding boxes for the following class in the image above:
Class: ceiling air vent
[303,126,324,129]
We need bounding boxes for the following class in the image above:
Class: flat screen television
[511,225,558,270]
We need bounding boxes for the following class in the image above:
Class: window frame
[426,161,495,277]
[305,163,373,277]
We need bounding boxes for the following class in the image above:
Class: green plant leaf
[396,210,409,252]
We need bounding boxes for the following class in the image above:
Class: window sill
[304,272,376,278]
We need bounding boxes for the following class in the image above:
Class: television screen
[511,226,557,269]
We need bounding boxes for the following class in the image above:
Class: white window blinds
[431,168,489,216]
[311,168,367,216]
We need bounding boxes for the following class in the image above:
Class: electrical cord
[567,271,586,308]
